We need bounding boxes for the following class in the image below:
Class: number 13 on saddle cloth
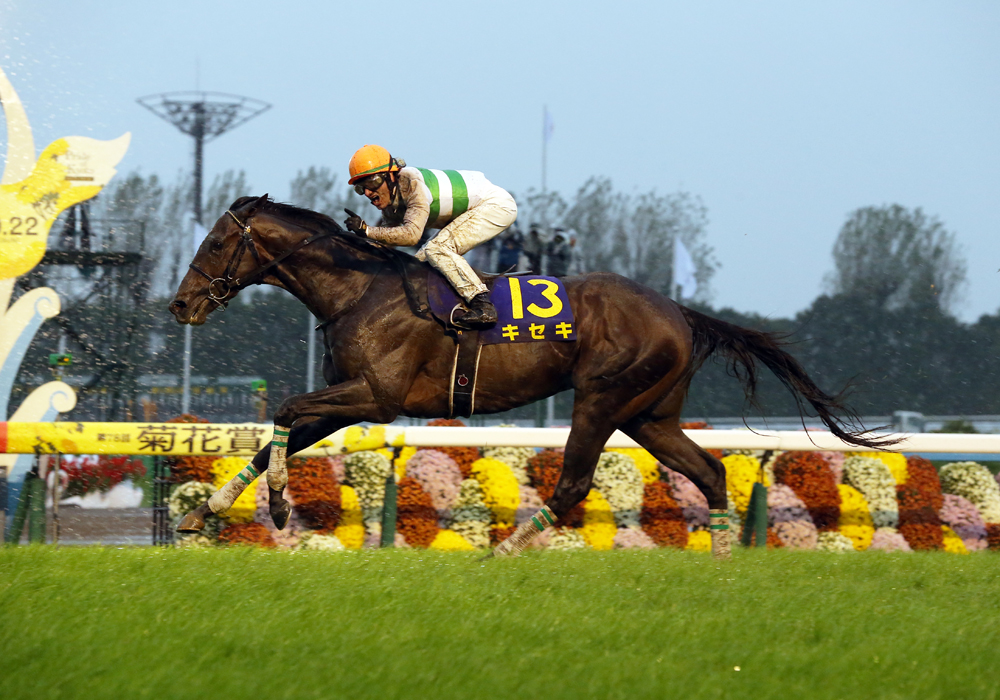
[427,273,577,344]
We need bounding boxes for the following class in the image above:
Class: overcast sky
[2,1,998,320]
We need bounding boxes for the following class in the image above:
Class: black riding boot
[453,292,498,330]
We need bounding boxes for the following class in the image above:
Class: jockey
[343,144,517,330]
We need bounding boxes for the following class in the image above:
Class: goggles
[353,173,386,195]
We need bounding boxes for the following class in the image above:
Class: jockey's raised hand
[347,144,517,330]
[343,209,368,237]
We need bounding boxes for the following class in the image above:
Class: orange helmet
[348,144,401,185]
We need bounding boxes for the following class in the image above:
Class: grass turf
[1,547,998,700]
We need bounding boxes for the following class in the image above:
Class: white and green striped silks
[412,168,489,228]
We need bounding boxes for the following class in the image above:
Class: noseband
[188,209,336,310]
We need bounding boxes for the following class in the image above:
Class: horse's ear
[245,193,269,217]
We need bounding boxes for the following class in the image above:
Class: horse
[169,194,891,559]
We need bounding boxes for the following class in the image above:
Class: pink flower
[660,465,709,529]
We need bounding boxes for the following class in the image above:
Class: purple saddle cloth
[426,271,577,344]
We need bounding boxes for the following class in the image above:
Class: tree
[825,205,966,313]
[288,166,378,221]
[561,177,717,302]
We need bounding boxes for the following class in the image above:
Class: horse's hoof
[269,488,292,530]
[176,504,212,533]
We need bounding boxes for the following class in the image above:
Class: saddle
[424,269,577,418]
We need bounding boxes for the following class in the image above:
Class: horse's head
[168,193,270,325]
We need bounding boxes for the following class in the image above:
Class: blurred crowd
[462,222,583,277]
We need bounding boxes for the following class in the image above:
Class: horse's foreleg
[622,417,731,560]
[176,416,348,533]
[265,378,393,529]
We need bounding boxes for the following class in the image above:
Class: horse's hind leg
[622,416,732,559]
[176,416,343,533]
[491,401,619,557]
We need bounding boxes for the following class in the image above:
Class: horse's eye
[210,240,224,252]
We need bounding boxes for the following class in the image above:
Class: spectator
[545,228,573,277]
[497,227,523,271]
[567,228,584,275]
[522,222,545,273]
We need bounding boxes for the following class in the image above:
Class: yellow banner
[0,422,405,456]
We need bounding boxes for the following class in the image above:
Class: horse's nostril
[169,299,187,312]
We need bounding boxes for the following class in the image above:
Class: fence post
[0,465,6,543]
[28,472,46,543]
[740,482,768,548]
[380,449,399,548]
[5,470,33,544]
[151,457,173,547]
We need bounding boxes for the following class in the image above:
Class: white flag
[673,237,697,299]
[193,221,208,256]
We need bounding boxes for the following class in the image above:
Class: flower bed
[396,477,439,548]
[843,456,898,529]
[580,489,616,550]
[286,457,341,530]
[640,481,688,548]
[159,421,997,557]
[593,452,644,527]
[837,484,874,551]
[773,452,841,531]
[62,455,146,498]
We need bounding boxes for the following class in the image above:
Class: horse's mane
[228,195,418,265]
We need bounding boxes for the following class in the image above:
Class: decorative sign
[0,422,405,456]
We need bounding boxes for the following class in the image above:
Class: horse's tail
[678,305,899,450]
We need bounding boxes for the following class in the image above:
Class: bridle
[188,209,336,310]
[187,205,429,322]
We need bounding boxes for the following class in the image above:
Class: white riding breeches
[415,184,517,301]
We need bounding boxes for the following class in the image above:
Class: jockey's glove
[344,209,368,237]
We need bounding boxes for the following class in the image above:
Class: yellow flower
[837,484,874,551]
[608,448,660,484]
[210,456,257,523]
[686,530,712,552]
[941,525,969,555]
[470,458,520,528]
[429,529,475,551]
[580,489,616,550]
[394,446,417,480]
[722,454,766,515]
[848,452,908,484]
[343,425,388,452]
[334,485,364,550]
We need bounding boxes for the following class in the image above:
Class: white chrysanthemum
[547,527,589,551]
[593,452,644,527]
[344,450,393,514]
[844,456,898,528]
[816,531,856,553]
[297,532,346,551]
[168,480,216,519]
[940,462,1000,524]
[448,478,492,548]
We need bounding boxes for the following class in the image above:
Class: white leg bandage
[266,425,291,492]
[493,506,557,557]
[710,509,732,560]
[207,462,261,514]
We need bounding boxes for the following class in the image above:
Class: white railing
[2,422,998,456]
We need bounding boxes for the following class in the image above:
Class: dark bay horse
[169,194,890,558]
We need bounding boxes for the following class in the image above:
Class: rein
[189,207,429,321]
[188,210,336,310]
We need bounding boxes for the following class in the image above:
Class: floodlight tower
[138,91,270,415]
